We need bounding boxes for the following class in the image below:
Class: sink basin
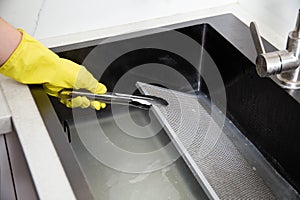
[31,14,300,199]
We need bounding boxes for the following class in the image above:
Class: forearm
[0,18,22,66]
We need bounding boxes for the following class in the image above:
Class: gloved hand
[0,29,107,110]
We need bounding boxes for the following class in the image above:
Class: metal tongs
[59,90,168,110]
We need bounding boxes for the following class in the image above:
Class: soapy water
[69,115,208,200]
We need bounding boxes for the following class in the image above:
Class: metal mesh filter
[137,82,278,199]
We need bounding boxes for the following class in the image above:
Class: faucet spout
[292,9,300,38]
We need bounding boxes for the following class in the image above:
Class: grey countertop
[0,74,76,200]
[0,80,12,134]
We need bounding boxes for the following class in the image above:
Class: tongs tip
[153,96,169,106]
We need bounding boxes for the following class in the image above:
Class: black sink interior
[32,14,300,197]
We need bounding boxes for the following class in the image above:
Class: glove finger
[92,83,107,94]
[43,83,63,97]
[100,102,106,109]
[90,101,106,110]
[60,96,90,108]
[60,98,68,105]
[59,98,73,108]
[74,96,90,108]
[75,67,107,93]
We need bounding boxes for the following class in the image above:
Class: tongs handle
[59,90,168,110]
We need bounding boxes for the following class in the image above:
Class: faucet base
[276,69,300,89]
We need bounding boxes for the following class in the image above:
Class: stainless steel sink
[31,14,300,199]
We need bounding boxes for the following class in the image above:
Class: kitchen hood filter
[137,82,298,199]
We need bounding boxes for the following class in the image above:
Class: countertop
[40,3,286,50]
[0,3,289,199]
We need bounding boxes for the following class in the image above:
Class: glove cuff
[0,29,81,87]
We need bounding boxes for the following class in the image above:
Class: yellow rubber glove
[0,29,107,110]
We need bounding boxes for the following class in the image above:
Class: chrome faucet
[250,9,300,89]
